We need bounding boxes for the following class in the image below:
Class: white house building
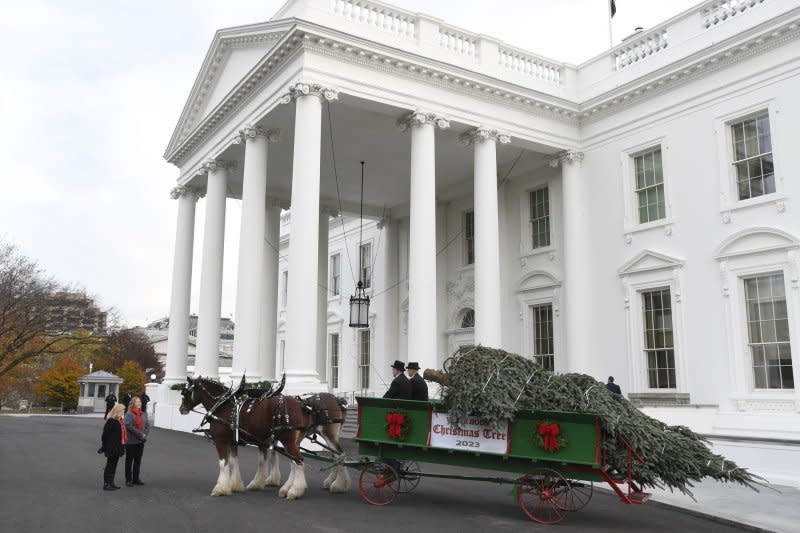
[157,0,800,471]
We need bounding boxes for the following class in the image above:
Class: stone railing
[614,29,669,71]
[330,0,416,38]
[439,24,478,58]
[499,46,563,84]
[703,0,767,28]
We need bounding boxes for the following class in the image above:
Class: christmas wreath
[535,421,567,452]
[385,412,410,440]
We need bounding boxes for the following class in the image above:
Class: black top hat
[407,362,420,370]
[391,360,406,372]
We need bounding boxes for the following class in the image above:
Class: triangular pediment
[165,21,292,159]
[618,249,683,276]
[714,227,800,259]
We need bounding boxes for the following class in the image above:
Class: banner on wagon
[428,413,510,455]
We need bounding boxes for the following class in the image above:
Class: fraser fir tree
[424,346,763,497]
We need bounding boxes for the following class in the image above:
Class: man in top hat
[406,362,428,401]
[383,360,413,400]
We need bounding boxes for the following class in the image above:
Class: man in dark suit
[407,362,428,401]
[606,376,622,395]
[383,360,412,399]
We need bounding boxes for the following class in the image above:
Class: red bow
[538,422,561,452]
[386,413,406,439]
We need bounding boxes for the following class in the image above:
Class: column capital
[549,149,584,167]
[201,159,236,173]
[234,125,280,144]
[170,185,203,201]
[280,81,339,104]
[397,110,451,132]
[458,127,511,146]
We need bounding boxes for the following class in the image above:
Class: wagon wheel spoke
[518,468,569,524]
[358,462,399,506]
[559,480,593,512]
[398,461,422,493]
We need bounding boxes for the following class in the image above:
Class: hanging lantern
[349,281,370,328]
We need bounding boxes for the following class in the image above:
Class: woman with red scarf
[100,403,127,490]
[123,396,150,487]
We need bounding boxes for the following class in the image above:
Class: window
[634,148,666,223]
[745,273,793,389]
[329,333,340,389]
[98,384,106,398]
[460,309,474,329]
[358,329,370,390]
[529,187,550,249]
[642,288,675,388]
[359,243,372,289]
[532,304,554,371]
[88,383,95,397]
[731,113,773,200]
[281,271,288,307]
[330,254,341,296]
[464,211,474,265]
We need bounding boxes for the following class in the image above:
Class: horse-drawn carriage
[180,377,650,525]
[350,396,651,525]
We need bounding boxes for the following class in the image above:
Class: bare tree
[0,242,101,379]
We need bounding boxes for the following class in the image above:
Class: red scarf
[130,407,144,430]
[119,419,128,445]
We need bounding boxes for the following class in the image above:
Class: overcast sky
[0,0,700,327]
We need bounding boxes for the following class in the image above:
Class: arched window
[460,309,475,329]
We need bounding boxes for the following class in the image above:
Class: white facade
[157,0,800,446]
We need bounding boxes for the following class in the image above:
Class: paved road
[0,416,755,533]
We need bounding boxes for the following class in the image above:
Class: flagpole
[607,0,614,49]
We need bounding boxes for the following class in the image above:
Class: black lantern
[349,281,370,328]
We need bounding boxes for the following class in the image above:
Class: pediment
[165,23,291,158]
[618,250,683,276]
[516,270,561,292]
[714,228,800,259]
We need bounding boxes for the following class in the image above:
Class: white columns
[258,202,281,381]
[282,82,339,390]
[399,111,450,372]
[379,218,399,374]
[195,160,233,379]
[164,186,200,385]
[556,150,591,374]
[232,125,279,382]
[316,210,330,384]
[463,127,510,347]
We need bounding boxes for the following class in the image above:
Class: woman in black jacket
[100,403,127,490]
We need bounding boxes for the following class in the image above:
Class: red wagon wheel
[517,468,571,524]
[358,462,400,506]
[558,480,593,512]
[398,461,422,493]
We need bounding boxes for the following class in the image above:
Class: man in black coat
[383,360,412,400]
[122,392,133,413]
[606,376,622,395]
[406,362,428,401]
[104,391,117,416]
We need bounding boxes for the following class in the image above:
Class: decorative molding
[776,199,787,213]
[280,81,339,104]
[458,126,511,145]
[721,211,732,224]
[201,159,236,173]
[397,110,451,132]
[169,186,203,201]
[720,260,730,297]
[234,125,281,144]
[713,227,800,259]
[617,249,684,276]
[549,149,583,167]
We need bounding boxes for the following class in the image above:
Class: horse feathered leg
[211,456,232,496]
[247,448,269,490]
[287,462,307,500]
[278,461,296,498]
[265,448,281,486]
[229,449,245,492]
[321,422,350,493]
[330,464,351,493]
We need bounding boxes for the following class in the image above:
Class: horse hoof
[247,482,265,491]
[287,488,304,500]
[231,482,245,493]
[330,480,348,493]
[211,486,231,497]
[278,487,288,498]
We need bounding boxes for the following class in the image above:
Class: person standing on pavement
[122,391,133,413]
[140,392,150,413]
[100,403,127,491]
[406,362,428,401]
[104,391,117,417]
[383,361,412,399]
[123,396,150,486]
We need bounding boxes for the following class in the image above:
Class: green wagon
[352,397,651,525]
